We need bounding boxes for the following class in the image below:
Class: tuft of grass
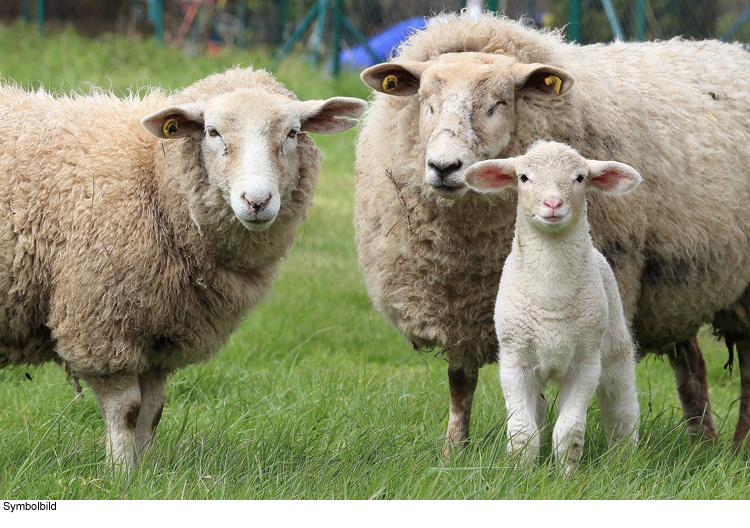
[0,24,748,499]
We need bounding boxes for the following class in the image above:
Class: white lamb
[463,141,640,471]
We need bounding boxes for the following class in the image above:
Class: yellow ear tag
[544,75,562,94]
[382,74,398,92]
[162,118,179,137]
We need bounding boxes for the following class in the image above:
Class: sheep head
[463,141,641,233]
[361,52,573,199]
[141,89,366,231]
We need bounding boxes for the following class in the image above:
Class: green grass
[0,23,748,499]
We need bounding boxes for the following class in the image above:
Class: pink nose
[543,199,563,211]
[242,193,271,213]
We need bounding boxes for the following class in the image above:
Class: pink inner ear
[589,169,622,191]
[469,165,515,190]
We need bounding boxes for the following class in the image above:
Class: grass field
[0,23,748,499]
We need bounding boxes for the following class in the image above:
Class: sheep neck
[512,205,595,298]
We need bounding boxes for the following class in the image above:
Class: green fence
[2,1,750,62]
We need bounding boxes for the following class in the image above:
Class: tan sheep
[355,11,750,452]
[0,67,366,467]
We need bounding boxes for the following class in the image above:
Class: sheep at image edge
[464,141,640,472]
[0,67,366,467]
[354,11,750,453]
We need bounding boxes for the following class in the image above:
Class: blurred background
[2,1,750,73]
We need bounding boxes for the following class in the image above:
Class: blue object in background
[336,17,427,69]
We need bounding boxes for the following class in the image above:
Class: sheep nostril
[428,159,463,179]
[544,199,563,210]
[242,193,272,213]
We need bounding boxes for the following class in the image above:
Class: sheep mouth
[430,183,468,198]
[536,213,570,228]
[238,217,276,231]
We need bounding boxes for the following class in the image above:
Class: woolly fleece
[354,13,750,373]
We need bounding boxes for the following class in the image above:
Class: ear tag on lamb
[544,75,562,94]
[382,75,398,92]
[162,118,179,137]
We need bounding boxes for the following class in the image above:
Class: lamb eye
[576,174,585,183]
[287,129,298,139]
[519,174,529,182]
[487,101,507,117]
[207,127,220,138]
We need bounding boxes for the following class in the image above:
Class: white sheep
[0,67,366,467]
[355,12,750,452]
[463,142,640,471]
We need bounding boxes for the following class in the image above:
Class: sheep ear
[296,97,367,134]
[514,63,574,98]
[141,103,204,139]
[360,61,429,96]
[463,159,517,193]
[587,160,642,195]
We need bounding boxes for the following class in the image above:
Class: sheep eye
[487,101,507,117]
[519,174,529,182]
[287,129,298,139]
[576,174,585,183]
[207,127,220,138]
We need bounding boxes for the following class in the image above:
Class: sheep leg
[443,365,478,456]
[88,372,141,468]
[666,337,717,440]
[536,391,548,431]
[732,339,750,451]
[597,353,639,448]
[500,360,543,467]
[553,360,600,474]
[135,369,167,456]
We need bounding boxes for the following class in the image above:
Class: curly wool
[0,67,320,377]
[355,13,750,370]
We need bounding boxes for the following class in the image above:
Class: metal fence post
[721,4,750,42]
[36,0,44,36]
[331,0,343,76]
[569,0,580,42]
[636,0,645,41]
[310,0,328,67]
[600,0,624,40]
[154,0,164,44]
[22,0,30,23]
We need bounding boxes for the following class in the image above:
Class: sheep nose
[543,199,563,210]
[242,193,271,213]
[428,159,463,180]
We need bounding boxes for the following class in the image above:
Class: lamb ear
[587,160,642,195]
[514,63,574,98]
[462,159,518,193]
[296,97,367,134]
[360,61,429,96]
[141,103,204,139]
